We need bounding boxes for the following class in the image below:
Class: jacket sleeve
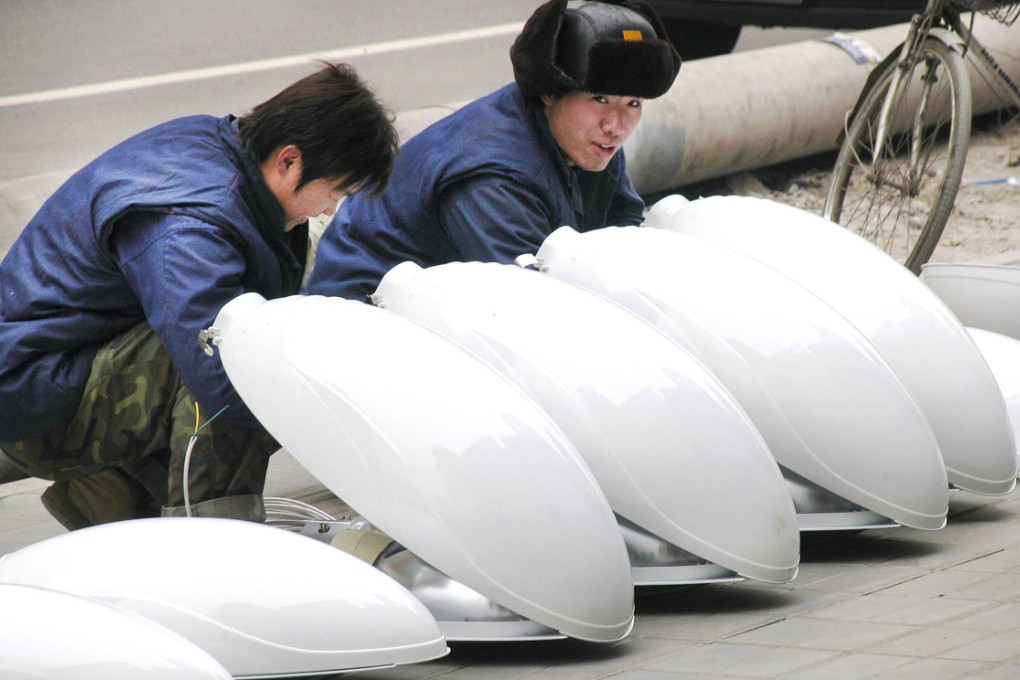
[304,204,397,303]
[437,175,555,263]
[112,212,262,429]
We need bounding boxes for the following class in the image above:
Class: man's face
[279,177,344,231]
[262,146,347,231]
[541,91,643,172]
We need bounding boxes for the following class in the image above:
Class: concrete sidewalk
[1,450,1018,680]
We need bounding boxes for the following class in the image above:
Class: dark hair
[238,62,398,197]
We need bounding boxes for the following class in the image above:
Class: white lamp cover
[648,195,1016,495]
[0,583,232,680]
[920,262,1020,341]
[373,260,798,584]
[0,518,448,678]
[535,225,949,531]
[965,327,1020,475]
[208,293,635,643]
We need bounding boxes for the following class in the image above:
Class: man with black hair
[0,62,398,529]
[306,0,682,302]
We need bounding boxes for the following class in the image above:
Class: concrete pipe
[624,15,1020,194]
[390,19,1020,196]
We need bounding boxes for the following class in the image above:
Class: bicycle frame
[948,7,1020,108]
[871,0,951,195]
[869,0,1020,194]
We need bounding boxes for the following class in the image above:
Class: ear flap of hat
[511,0,576,98]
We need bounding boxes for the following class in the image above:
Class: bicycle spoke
[824,35,970,273]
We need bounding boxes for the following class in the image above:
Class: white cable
[183,443,337,525]
[264,496,337,521]
[180,404,332,526]
[183,434,198,517]
[181,403,227,519]
[264,496,339,533]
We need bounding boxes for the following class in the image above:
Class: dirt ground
[673,109,1020,266]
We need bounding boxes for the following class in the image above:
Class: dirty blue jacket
[0,115,306,441]
[306,83,644,301]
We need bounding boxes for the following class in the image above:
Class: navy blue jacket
[0,115,306,441]
[306,83,644,301]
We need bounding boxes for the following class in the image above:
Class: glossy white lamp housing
[535,225,949,531]
[0,518,447,678]
[372,260,799,585]
[208,293,634,643]
[0,583,232,680]
[965,327,1020,474]
[647,195,1016,496]
[920,262,1020,341]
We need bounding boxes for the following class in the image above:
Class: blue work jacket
[0,115,306,441]
[306,83,644,301]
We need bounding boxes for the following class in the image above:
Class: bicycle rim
[824,38,972,274]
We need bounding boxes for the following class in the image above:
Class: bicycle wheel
[824,37,971,274]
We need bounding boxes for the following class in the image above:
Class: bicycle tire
[824,37,972,274]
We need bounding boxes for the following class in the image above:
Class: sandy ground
[674,110,1020,265]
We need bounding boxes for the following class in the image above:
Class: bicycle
[823,0,1020,274]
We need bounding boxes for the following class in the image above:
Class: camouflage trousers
[0,323,277,530]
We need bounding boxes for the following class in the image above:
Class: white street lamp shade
[373,260,798,584]
[209,293,635,643]
[0,583,232,680]
[965,327,1020,476]
[648,195,1016,496]
[536,225,949,531]
[921,262,1020,342]
[0,518,448,678]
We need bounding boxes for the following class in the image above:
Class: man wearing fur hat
[306,0,682,301]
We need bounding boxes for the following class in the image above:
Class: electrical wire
[264,496,341,533]
[179,402,340,529]
[182,402,228,517]
[265,496,337,521]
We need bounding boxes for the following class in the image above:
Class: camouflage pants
[0,323,277,529]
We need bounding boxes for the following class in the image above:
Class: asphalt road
[0,0,540,183]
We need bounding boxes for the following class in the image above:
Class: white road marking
[0,22,523,108]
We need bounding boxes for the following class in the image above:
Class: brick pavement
[1,451,1018,679]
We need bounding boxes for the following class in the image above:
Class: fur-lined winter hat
[511,0,682,99]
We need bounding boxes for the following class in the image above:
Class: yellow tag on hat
[622,29,644,41]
